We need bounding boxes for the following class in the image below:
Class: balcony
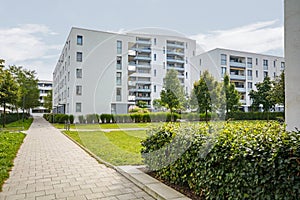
[136,64,151,69]
[167,58,185,64]
[166,43,184,49]
[136,40,151,45]
[129,88,151,93]
[132,47,151,53]
[236,87,246,93]
[128,50,136,56]
[230,61,246,68]
[230,74,246,81]
[136,96,151,101]
[166,50,184,56]
[134,56,151,61]
[167,66,185,71]
[136,80,151,85]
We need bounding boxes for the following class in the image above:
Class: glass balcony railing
[136,40,151,45]
[230,74,246,80]
[167,66,185,71]
[166,43,184,49]
[236,87,246,93]
[230,61,246,68]
[132,47,151,53]
[166,50,184,56]
[129,88,151,93]
[166,58,185,64]
[135,96,151,101]
[134,56,151,61]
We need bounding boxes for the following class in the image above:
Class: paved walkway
[0,117,154,200]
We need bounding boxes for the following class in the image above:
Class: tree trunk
[205,108,208,124]
[3,102,6,128]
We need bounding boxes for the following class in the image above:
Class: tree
[152,99,163,111]
[223,74,241,114]
[160,69,185,121]
[192,70,224,122]
[44,90,53,112]
[270,71,285,107]
[0,61,18,127]
[249,76,275,119]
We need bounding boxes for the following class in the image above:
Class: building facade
[191,48,285,112]
[52,27,197,118]
[31,80,53,114]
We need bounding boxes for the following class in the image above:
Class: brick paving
[0,117,154,200]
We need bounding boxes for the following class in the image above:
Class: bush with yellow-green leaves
[141,121,300,199]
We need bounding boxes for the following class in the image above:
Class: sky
[0,0,284,80]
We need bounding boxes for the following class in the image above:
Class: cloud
[0,24,60,63]
[191,20,284,56]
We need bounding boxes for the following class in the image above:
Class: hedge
[226,111,284,120]
[43,114,74,124]
[0,113,29,124]
[141,121,300,199]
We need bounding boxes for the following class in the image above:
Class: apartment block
[31,80,53,114]
[52,27,197,118]
[191,48,285,112]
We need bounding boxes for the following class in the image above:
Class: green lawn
[1,118,33,132]
[0,132,26,191]
[64,130,147,166]
[54,122,155,130]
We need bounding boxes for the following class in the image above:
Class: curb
[60,130,191,200]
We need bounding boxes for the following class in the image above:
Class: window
[163,47,165,54]
[247,70,252,76]
[68,40,70,49]
[263,59,268,70]
[116,88,121,102]
[163,62,165,69]
[186,57,188,64]
[274,72,276,78]
[116,56,122,70]
[274,60,276,67]
[281,62,285,69]
[76,69,82,78]
[67,103,69,113]
[256,58,258,65]
[77,35,83,45]
[117,41,122,54]
[256,70,259,78]
[154,69,157,77]
[154,38,157,45]
[76,52,82,62]
[221,67,227,76]
[76,103,82,112]
[154,85,156,93]
[67,87,69,97]
[248,82,253,89]
[199,59,202,66]
[154,54,156,61]
[264,71,268,78]
[68,71,70,81]
[116,72,122,85]
[186,72,188,79]
[221,54,227,65]
[76,85,82,95]
[247,57,252,68]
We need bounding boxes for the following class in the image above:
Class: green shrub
[86,114,99,123]
[226,111,284,120]
[78,115,85,123]
[0,113,29,125]
[100,114,113,123]
[141,121,300,199]
[69,115,74,124]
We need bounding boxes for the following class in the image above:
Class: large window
[263,59,268,70]
[221,54,227,65]
[248,82,253,89]
[117,40,122,54]
[77,35,83,45]
[116,72,122,85]
[116,56,122,70]
[76,85,82,95]
[221,67,227,76]
[76,69,82,78]
[116,88,121,101]
[264,71,268,78]
[247,57,252,68]
[76,52,82,62]
[76,103,82,112]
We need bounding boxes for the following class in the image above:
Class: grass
[1,118,33,132]
[0,132,26,191]
[64,130,147,166]
[53,122,155,130]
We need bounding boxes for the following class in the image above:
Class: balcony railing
[135,96,151,101]
[129,88,151,93]
[136,80,151,85]
[166,50,184,56]
[230,61,246,68]
[167,58,185,64]
[128,95,136,101]
[136,40,151,45]
[132,47,151,53]
[167,66,185,71]
[166,43,184,49]
[236,87,246,93]
[230,74,246,80]
[134,56,151,61]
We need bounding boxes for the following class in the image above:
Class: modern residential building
[31,80,52,114]
[52,27,197,118]
[191,48,285,112]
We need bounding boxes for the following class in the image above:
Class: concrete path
[0,117,154,200]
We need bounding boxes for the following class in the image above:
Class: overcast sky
[0,0,284,80]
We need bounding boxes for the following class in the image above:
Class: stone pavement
[0,117,154,200]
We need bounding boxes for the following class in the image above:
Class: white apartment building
[53,27,197,117]
[191,48,285,112]
[31,80,52,114]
